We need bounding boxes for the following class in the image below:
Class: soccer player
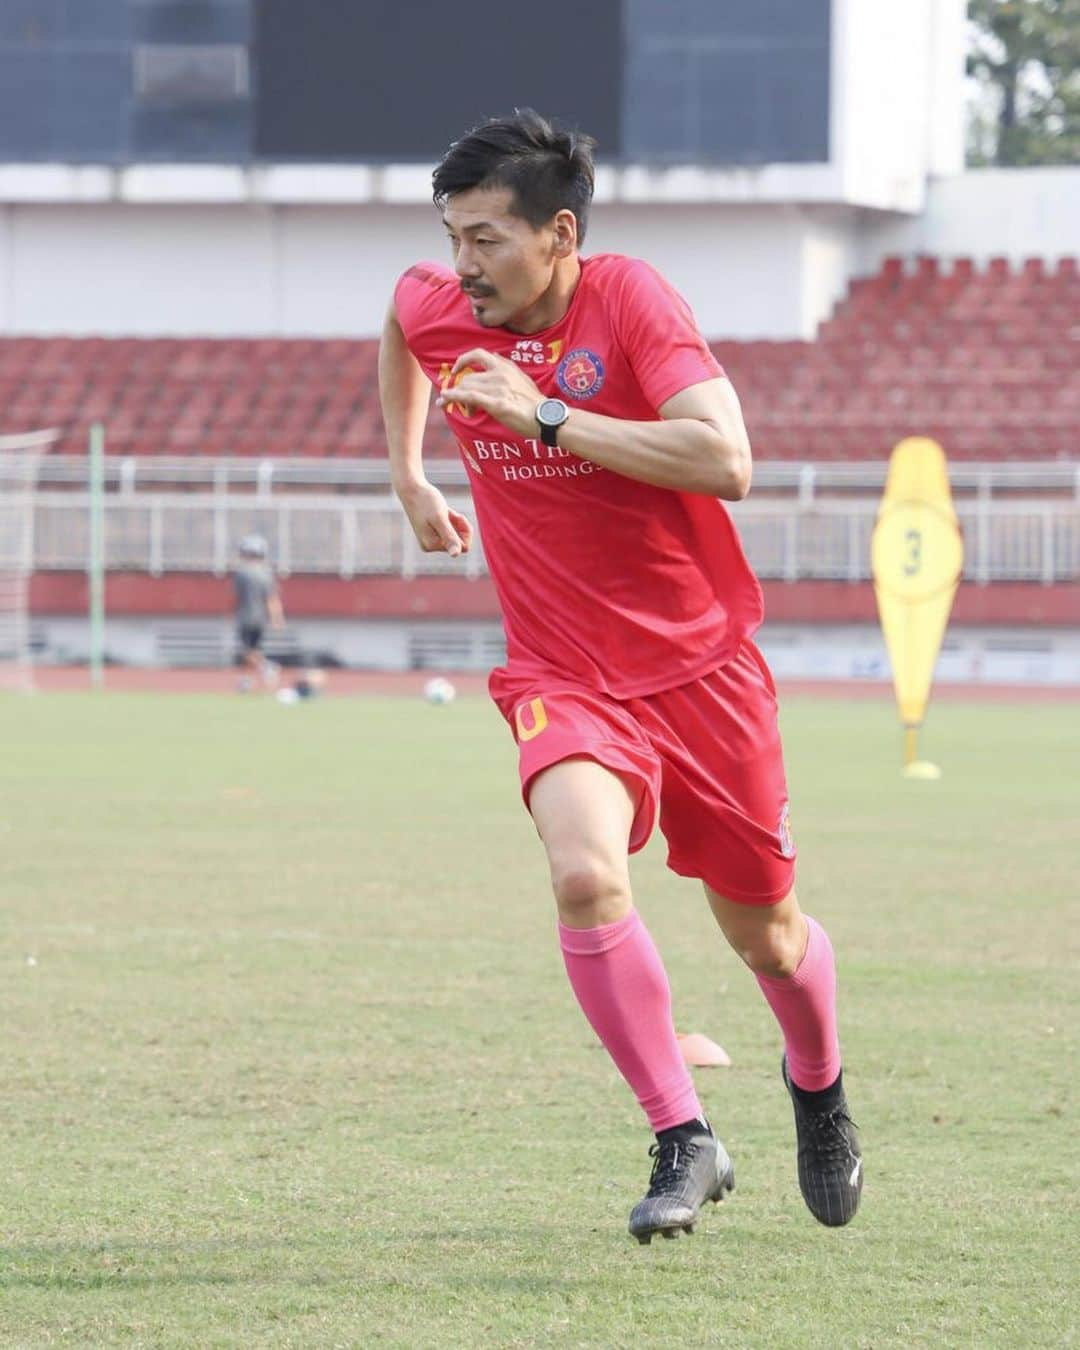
[232,533,284,691]
[378,109,862,1242]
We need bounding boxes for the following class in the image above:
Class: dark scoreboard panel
[623,0,831,164]
[0,0,253,160]
[0,0,829,165]
[253,0,622,161]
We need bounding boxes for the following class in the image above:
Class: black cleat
[782,1056,862,1227]
[628,1126,735,1245]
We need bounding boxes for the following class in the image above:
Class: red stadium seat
[2,257,1077,460]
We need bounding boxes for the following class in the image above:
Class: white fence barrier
[33,455,1080,500]
[30,491,1080,584]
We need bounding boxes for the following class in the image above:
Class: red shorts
[492,641,795,906]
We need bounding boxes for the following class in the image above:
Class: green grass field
[1,690,1077,1348]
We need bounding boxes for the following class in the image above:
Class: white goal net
[0,429,56,691]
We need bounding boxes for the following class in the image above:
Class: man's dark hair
[432,108,597,243]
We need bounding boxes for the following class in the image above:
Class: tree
[967,0,1080,165]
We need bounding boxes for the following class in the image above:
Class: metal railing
[30,491,1080,584]
[32,455,1080,502]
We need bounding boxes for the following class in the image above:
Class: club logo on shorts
[556,348,605,400]
[514,697,548,743]
[777,803,796,859]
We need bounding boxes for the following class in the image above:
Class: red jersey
[394,253,763,700]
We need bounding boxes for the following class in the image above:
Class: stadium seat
[1,255,1076,461]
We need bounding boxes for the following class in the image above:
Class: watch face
[537,398,568,426]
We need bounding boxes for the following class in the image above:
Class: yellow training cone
[872,438,964,778]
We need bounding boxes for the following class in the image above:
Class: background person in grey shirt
[232,534,285,690]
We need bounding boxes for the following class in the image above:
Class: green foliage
[968,0,1080,165]
[0,692,1077,1346]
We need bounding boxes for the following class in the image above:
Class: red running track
[19,666,1080,702]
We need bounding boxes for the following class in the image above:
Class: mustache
[460,282,496,298]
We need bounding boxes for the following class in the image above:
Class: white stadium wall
[5,196,833,340]
[860,168,1080,271]
[0,202,440,339]
[587,204,861,340]
[0,167,1077,343]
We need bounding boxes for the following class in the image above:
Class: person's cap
[238,533,268,558]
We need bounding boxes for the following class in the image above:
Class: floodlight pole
[88,422,105,688]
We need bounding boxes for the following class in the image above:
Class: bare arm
[378,300,473,556]
[378,300,434,497]
[268,588,284,629]
[559,378,750,499]
[439,352,752,500]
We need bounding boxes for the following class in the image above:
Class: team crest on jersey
[556,348,605,400]
[777,803,796,859]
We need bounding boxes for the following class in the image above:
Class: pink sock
[755,915,841,1091]
[559,910,703,1132]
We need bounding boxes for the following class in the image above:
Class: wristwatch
[535,397,570,447]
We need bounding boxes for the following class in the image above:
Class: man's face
[442,185,560,331]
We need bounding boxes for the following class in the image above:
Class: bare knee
[551,856,632,928]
